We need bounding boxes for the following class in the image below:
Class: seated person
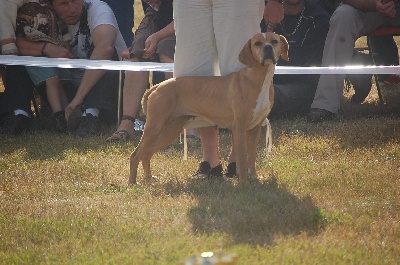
[263,0,331,117]
[14,0,127,137]
[0,0,27,55]
[0,0,35,135]
[307,0,400,122]
[107,0,175,142]
[16,0,74,133]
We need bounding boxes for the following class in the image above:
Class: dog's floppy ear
[239,38,256,67]
[279,35,289,61]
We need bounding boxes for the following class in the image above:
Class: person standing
[173,0,284,179]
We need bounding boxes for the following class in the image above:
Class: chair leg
[367,36,384,104]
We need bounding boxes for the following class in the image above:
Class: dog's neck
[248,64,275,129]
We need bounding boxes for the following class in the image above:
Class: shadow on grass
[163,176,324,246]
[0,123,139,161]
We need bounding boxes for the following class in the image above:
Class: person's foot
[306,108,334,123]
[67,104,83,133]
[223,162,237,178]
[11,114,32,135]
[54,111,67,133]
[76,114,101,137]
[190,161,223,180]
[106,130,135,142]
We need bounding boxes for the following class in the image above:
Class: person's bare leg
[159,53,173,80]
[46,76,67,113]
[111,57,149,138]
[199,126,220,168]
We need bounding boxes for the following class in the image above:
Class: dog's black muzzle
[262,43,276,65]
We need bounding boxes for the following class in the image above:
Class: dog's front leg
[233,124,248,183]
[247,124,262,178]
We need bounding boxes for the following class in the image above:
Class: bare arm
[264,0,284,32]
[142,21,174,59]
[16,37,73,58]
[65,24,117,118]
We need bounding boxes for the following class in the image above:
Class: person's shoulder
[304,0,331,19]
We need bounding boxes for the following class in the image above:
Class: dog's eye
[254,41,263,46]
[271,39,278,45]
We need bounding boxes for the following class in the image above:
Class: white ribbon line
[2,55,400,74]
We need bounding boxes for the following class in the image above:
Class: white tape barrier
[0,55,174,72]
[2,55,400,74]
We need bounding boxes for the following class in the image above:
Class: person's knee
[158,53,173,63]
[330,4,359,28]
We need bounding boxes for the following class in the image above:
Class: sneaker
[134,119,145,132]
[190,161,223,180]
[76,114,101,137]
[11,114,32,135]
[223,162,237,178]
[306,108,334,123]
[54,111,67,133]
[382,74,400,85]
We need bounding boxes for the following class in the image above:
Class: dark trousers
[0,65,35,115]
[103,0,134,46]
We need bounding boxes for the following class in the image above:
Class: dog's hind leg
[247,124,262,178]
[129,144,142,185]
[139,116,189,183]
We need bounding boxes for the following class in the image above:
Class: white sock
[82,108,99,117]
[14,109,29,117]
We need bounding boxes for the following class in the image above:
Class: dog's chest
[249,68,274,129]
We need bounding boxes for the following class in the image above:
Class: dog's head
[239,32,289,68]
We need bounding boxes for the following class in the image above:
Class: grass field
[1,2,400,264]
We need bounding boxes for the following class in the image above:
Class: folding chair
[361,26,400,103]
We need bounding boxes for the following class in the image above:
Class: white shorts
[173,0,264,77]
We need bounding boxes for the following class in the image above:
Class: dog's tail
[142,85,159,116]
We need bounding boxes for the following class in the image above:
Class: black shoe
[306,108,334,123]
[54,111,67,133]
[12,114,32,135]
[190,161,223,180]
[76,114,101,137]
[223,162,237,178]
[67,104,82,133]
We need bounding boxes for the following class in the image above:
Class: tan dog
[129,32,289,184]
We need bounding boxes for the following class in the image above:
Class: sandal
[106,130,132,142]
[106,115,138,142]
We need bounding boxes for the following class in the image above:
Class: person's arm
[264,0,284,32]
[16,37,74,58]
[142,21,174,59]
[343,0,396,17]
[65,24,117,118]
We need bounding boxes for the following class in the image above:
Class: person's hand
[264,0,284,32]
[65,97,83,120]
[142,33,159,59]
[44,43,74,59]
[376,0,396,17]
